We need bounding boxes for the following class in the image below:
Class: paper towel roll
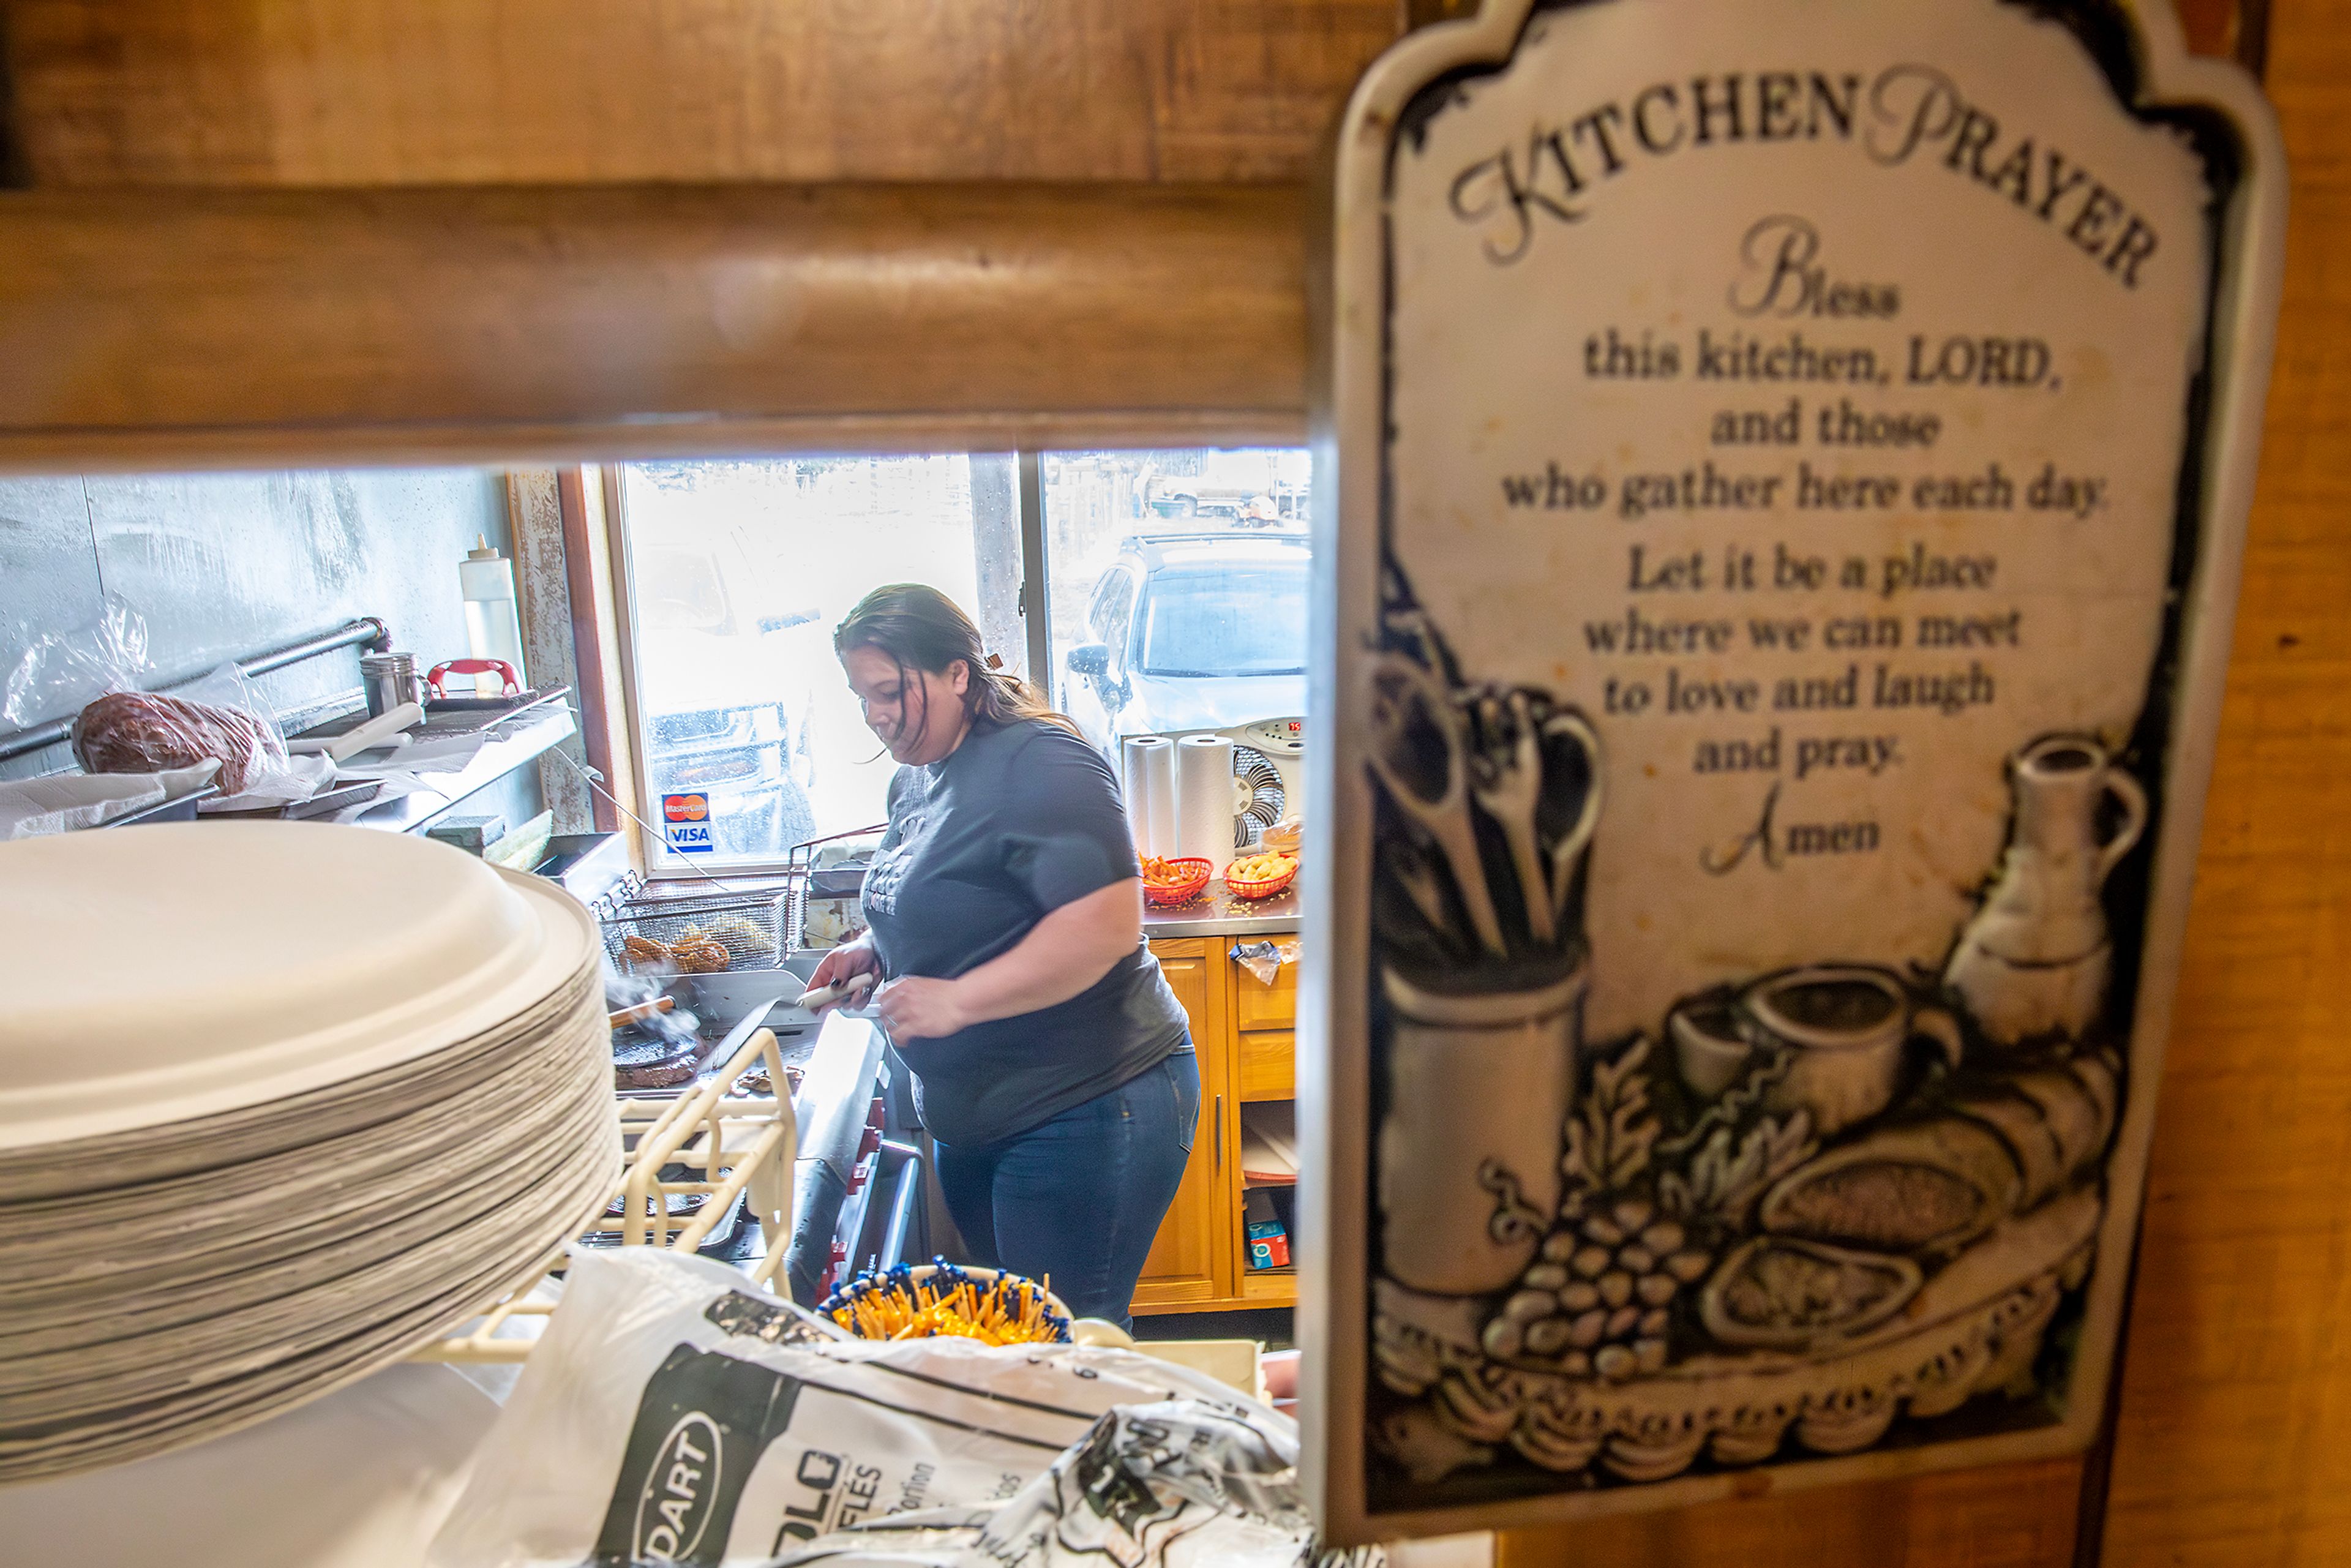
[1176,734,1237,876]
[1122,735,1178,858]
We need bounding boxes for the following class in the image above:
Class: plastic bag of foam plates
[429,1247,1357,1568]
[761,1400,1383,1568]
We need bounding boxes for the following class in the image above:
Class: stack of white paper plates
[0,823,619,1484]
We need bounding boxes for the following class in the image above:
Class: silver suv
[1062,531,1308,746]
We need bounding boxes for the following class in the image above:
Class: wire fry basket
[594,878,788,973]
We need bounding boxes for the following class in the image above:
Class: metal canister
[359,651,421,717]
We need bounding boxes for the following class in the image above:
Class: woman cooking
[806,583,1199,1329]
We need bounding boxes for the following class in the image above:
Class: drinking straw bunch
[820,1260,1071,1345]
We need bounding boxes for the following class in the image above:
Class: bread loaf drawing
[1758,1049,2119,1254]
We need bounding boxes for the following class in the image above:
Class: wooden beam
[0,182,1307,472]
[4,1,1399,187]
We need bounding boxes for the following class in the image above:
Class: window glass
[1041,448,1310,751]
[620,456,1019,867]
[635,545,735,634]
[1134,552,1310,678]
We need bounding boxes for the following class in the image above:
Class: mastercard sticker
[661,793,714,852]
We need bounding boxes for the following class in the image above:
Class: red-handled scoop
[424,658,522,700]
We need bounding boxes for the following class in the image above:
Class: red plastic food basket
[1224,856,1299,901]
[1142,857,1213,907]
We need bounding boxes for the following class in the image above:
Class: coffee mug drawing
[1668,995,1753,1101]
[1740,965,1963,1137]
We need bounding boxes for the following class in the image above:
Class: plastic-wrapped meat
[70,690,280,796]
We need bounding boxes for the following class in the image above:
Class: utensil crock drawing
[1944,735,2148,1046]
[1744,966,1963,1137]
[1535,710,1603,939]
[1378,962,1586,1296]
[1368,655,1509,958]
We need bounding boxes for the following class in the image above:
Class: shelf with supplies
[0,614,577,842]
[335,701,577,836]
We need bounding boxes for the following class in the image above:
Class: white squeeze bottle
[459,536,528,697]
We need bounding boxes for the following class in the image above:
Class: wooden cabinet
[1237,1029,1294,1101]
[1234,955,1297,1031]
[1130,939,1234,1311]
[1133,935,1298,1316]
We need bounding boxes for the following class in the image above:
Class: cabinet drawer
[1233,958,1297,1031]
[1238,1030,1294,1101]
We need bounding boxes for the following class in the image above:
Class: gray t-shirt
[861,718,1191,1146]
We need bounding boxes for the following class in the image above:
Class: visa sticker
[661,793,714,853]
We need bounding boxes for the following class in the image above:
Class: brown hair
[834,583,1078,740]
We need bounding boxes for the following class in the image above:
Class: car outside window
[1042,448,1311,751]
[1087,566,1136,650]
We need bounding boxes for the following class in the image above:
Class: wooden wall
[1,2,2344,1565]
[2099,0,2351,1559]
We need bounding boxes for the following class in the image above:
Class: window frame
[609,446,1304,878]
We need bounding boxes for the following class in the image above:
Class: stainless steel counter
[1141,886,1302,939]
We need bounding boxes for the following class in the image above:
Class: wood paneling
[1499,1458,2083,1568]
[0,0,2248,195]
[2098,0,2351,1560]
[2175,0,2260,60]
[0,182,1306,473]
[506,469,595,836]
[4,1,1397,187]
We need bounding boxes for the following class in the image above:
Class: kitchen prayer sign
[1297,0,2284,1542]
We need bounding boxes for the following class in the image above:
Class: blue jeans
[933,1049,1200,1332]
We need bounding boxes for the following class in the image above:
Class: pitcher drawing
[1944,735,2148,1046]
